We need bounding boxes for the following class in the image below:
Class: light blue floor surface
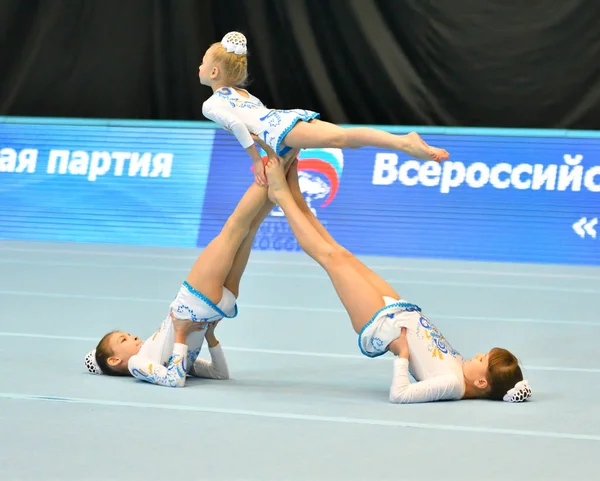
[1,240,598,480]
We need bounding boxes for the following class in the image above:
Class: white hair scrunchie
[221,31,247,55]
[503,379,532,403]
[85,349,103,375]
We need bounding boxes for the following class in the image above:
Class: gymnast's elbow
[389,389,411,404]
[214,369,230,380]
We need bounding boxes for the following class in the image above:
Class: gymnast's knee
[222,215,251,238]
[318,247,349,268]
[336,245,354,259]
[326,128,349,149]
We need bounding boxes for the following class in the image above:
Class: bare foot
[265,157,289,203]
[404,132,450,163]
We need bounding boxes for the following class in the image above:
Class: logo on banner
[254,148,344,251]
[267,148,344,218]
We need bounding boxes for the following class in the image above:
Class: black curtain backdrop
[1,0,599,128]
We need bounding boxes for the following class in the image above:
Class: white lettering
[584,166,600,193]
[47,150,70,174]
[557,154,583,191]
[465,162,490,188]
[128,152,151,177]
[370,153,597,194]
[531,164,557,190]
[372,153,398,185]
[15,149,38,173]
[150,153,173,178]
[489,163,512,189]
[398,160,421,187]
[69,151,89,175]
[0,148,17,172]
[563,154,583,166]
[88,151,111,181]
[440,162,466,194]
[511,164,533,190]
[418,162,441,187]
[112,152,131,176]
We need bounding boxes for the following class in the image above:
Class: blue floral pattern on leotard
[371,337,385,351]
[186,347,202,369]
[215,87,264,110]
[417,315,461,360]
[130,351,188,388]
[208,87,319,155]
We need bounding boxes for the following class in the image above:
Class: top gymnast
[200,32,450,186]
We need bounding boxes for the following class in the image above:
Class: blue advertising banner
[0,122,214,247]
[199,130,600,265]
[1,117,598,265]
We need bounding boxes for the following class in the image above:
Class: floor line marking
[1,247,598,280]
[0,392,598,442]
[0,290,597,326]
[0,332,598,373]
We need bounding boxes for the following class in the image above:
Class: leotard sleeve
[189,343,230,380]
[128,343,189,388]
[202,97,255,149]
[389,357,464,403]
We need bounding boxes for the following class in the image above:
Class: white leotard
[128,316,229,388]
[359,296,466,403]
[202,87,319,155]
[121,283,236,387]
[388,306,465,403]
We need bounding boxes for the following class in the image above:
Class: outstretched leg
[282,119,449,162]
[185,182,268,304]
[223,148,301,296]
[187,148,302,302]
[222,198,273,298]
[266,157,385,334]
[286,160,400,300]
